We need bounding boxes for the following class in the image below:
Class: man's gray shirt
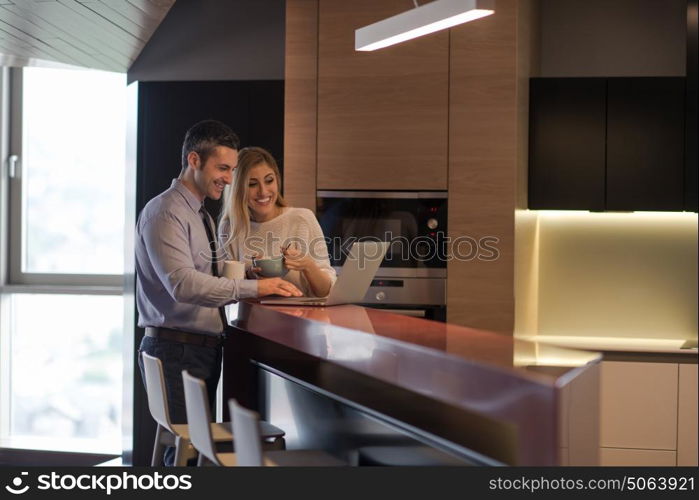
[136,179,257,335]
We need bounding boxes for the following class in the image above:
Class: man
[135,120,301,465]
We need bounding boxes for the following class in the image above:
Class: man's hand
[257,278,303,297]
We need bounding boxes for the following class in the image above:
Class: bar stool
[141,352,234,466]
[181,371,286,466]
[229,399,346,466]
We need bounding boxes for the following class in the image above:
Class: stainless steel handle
[8,155,20,179]
[379,308,426,318]
[317,190,447,199]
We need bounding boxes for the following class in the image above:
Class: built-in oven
[316,191,447,321]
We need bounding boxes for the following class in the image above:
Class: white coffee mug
[223,260,246,280]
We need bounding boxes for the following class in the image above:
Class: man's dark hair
[181,119,240,170]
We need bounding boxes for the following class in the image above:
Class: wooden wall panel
[448,0,529,333]
[514,0,539,336]
[316,0,448,190]
[284,0,318,211]
[286,0,533,332]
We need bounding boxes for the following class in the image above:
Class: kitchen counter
[516,335,698,363]
[224,301,601,465]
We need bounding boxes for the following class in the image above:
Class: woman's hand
[282,246,317,273]
[245,253,263,278]
[281,245,332,298]
[246,266,263,279]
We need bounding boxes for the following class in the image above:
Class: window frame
[6,67,122,288]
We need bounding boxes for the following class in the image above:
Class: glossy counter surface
[226,301,601,465]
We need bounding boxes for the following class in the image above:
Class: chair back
[141,352,173,432]
[229,399,264,466]
[182,370,220,464]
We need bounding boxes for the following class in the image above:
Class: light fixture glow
[355,0,495,52]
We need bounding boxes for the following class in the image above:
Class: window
[2,294,123,453]
[0,66,126,453]
[10,67,125,283]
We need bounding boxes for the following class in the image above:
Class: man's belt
[144,327,224,348]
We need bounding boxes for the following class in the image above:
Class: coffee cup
[223,260,246,280]
[252,255,287,278]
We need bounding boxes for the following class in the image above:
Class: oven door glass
[316,192,447,270]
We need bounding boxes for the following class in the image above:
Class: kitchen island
[515,334,697,466]
[223,301,601,466]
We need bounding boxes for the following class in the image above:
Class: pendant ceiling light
[355,0,495,52]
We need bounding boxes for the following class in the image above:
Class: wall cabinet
[529,77,690,211]
[606,78,685,211]
[528,78,606,210]
[315,0,449,190]
[685,0,698,212]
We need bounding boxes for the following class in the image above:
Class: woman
[219,147,336,297]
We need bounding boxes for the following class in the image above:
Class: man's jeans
[138,335,222,466]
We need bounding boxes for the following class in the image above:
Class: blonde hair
[219,147,287,253]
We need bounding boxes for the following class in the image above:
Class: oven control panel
[363,277,446,306]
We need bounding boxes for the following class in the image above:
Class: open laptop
[260,241,389,306]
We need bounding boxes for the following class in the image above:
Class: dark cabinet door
[528,78,607,210]
[606,78,685,211]
[685,0,698,212]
